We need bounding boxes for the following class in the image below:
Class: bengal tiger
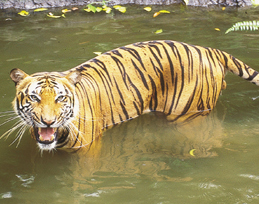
[7,40,259,152]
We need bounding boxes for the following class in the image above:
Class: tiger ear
[66,70,81,85]
[10,68,28,85]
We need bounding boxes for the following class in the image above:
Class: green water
[1,5,259,203]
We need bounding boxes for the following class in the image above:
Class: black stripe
[91,58,112,82]
[120,101,129,120]
[168,43,185,110]
[114,78,126,105]
[131,59,149,90]
[110,55,129,90]
[111,49,123,58]
[120,46,147,71]
[82,64,115,105]
[246,71,259,81]
[168,73,178,115]
[163,83,169,113]
[181,74,199,114]
[127,75,144,113]
[133,101,141,116]
[148,75,158,111]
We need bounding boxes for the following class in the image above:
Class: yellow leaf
[93,52,102,56]
[61,14,66,18]
[113,5,121,9]
[189,149,196,157]
[144,7,152,12]
[159,10,170,13]
[222,6,226,10]
[103,6,112,14]
[18,10,29,16]
[62,9,71,13]
[84,8,91,12]
[105,7,112,13]
[214,28,220,31]
[96,7,103,12]
[153,12,160,17]
[113,5,126,13]
[34,8,48,12]
[47,13,61,18]
[155,29,163,34]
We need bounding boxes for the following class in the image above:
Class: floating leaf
[222,7,226,10]
[34,8,48,12]
[214,28,220,31]
[72,7,79,11]
[93,52,102,56]
[153,12,160,17]
[225,21,259,34]
[18,10,29,16]
[113,5,126,13]
[159,10,170,13]
[103,5,112,14]
[96,7,103,12]
[62,9,71,13]
[61,14,66,18]
[189,149,196,157]
[47,12,61,18]
[154,29,163,34]
[144,7,152,12]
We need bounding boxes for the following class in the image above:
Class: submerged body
[9,40,259,152]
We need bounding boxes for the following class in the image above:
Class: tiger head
[10,68,81,151]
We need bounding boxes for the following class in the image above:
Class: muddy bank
[0,0,252,9]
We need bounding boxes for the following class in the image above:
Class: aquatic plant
[225,21,259,34]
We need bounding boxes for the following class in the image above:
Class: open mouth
[35,127,58,145]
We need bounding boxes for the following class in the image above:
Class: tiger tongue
[38,127,55,141]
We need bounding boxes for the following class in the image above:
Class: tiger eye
[29,94,40,102]
[56,95,66,102]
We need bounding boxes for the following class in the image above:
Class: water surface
[1,5,259,203]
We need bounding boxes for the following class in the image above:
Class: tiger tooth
[39,135,43,141]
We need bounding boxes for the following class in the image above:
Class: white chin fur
[37,141,57,151]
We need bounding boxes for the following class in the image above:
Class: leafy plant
[84,0,126,14]
[225,21,259,34]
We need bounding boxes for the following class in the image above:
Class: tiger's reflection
[62,109,224,175]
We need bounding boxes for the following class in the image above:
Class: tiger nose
[41,117,56,126]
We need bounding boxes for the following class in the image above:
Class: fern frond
[225,21,259,34]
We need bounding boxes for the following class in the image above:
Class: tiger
[8,40,259,152]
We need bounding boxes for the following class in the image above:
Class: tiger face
[10,68,81,151]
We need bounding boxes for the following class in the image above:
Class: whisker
[0,119,26,140]
[0,115,20,127]
[0,110,16,114]
[65,121,87,147]
[0,112,16,118]
[65,120,93,149]
[9,123,28,147]
[16,126,27,148]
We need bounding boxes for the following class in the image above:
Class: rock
[0,0,252,9]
